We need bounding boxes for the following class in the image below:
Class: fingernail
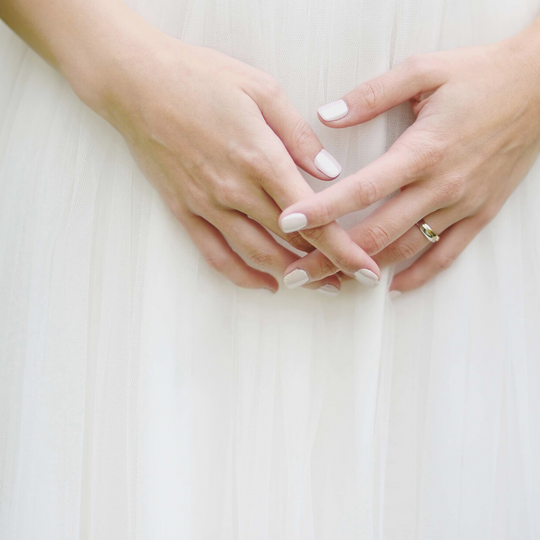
[280,212,308,233]
[261,287,277,294]
[314,149,342,179]
[354,268,379,288]
[388,290,401,300]
[317,283,340,297]
[317,99,349,122]
[284,268,310,289]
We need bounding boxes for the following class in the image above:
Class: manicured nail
[280,212,308,233]
[354,268,379,288]
[314,149,342,179]
[317,284,339,297]
[317,99,349,122]
[284,268,309,289]
[388,290,401,299]
[261,287,277,294]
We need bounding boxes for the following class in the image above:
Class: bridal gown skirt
[1,0,540,538]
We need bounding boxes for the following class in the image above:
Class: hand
[278,18,540,293]
[0,0,379,294]
[94,32,386,293]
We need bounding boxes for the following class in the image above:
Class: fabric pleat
[1,0,540,538]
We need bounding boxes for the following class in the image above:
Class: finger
[209,208,300,277]
[278,186,442,287]
[215,210,345,296]
[282,240,380,289]
[390,217,481,293]
[374,206,461,267]
[302,274,342,297]
[228,186,314,252]
[181,211,279,292]
[317,54,446,128]
[285,221,381,288]
[260,145,381,284]
[343,185,443,256]
[279,143,422,232]
[257,84,342,180]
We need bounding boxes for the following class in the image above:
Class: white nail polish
[314,149,342,179]
[354,268,379,288]
[284,268,309,289]
[280,212,308,233]
[317,99,349,121]
[388,290,401,300]
[317,284,339,297]
[260,287,276,294]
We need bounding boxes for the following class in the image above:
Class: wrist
[504,17,540,91]
[57,2,167,121]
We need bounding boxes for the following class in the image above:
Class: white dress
[1,0,540,538]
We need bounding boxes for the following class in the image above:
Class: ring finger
[374,206,464,267]
[208,208,343,291]
[280,186,438,285]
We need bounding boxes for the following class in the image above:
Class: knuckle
[301,225,330,245]
[245,246,276,269]
[183,191,211,217]
[433,254,455,271]
[316,256,339,278]
[417,141,445,172]
[353,80,384,111]
[405,54,434,78]
[254,74,283,101]
[242,152,275,185]
[204,253,232,274]
[332,252,355,273]
[361,223,392,255]
[212,181,244,208]
[390,240,418,262]
[227,139,275,185]
[291,118,315,149]
[392,138,443,177]
[436,173,467,205]
[353,176,379,208]
[311,198,334,226]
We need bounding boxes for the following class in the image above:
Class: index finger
[260,143,381,286]
[278,143,419,233]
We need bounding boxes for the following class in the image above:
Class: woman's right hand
[62,8,380,294]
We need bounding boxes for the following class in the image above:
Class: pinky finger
[390,217,480,293]
[182,211,279,292]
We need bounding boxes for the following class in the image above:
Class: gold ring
[416,219,440,243]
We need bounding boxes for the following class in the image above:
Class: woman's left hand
[279,19,540,293]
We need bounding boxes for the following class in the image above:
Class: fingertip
[353,268,380,288]
[279,212,308,233]
[314,149,342,180]
[317,99,349,122]
[262,276,279,294]
[316,283,340,296]
[301,276,341,296]
[283,268,310,289]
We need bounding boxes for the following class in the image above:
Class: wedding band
[416,219,440,243]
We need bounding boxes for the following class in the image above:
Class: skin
[280,17,540,293]
[0,0,380,294]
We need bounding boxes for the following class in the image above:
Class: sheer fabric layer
[1,0,540,538]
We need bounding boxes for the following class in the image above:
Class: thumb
[317,53,446,128]
[256,81,343,180]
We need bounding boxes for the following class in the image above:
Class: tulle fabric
[1,0,540,538]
